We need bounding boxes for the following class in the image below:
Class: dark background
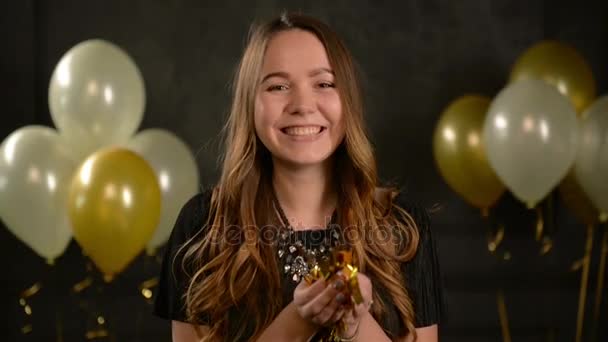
[2,0,607,341]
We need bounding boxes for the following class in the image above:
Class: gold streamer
[576,224,594,342]
[540,236,553,256]
[19,282,42,335]
[304,249,362,306]
[72,277,93,293]
[497,289,511,342]
[139,277,159,290]
[139,277,159,300]
[487,224,504,253]
[534,205,553,255]
[304,249,363,341]
[85,314,109,340]
[20,282,42,298]
[570,258,585,272]
[535,206,544,241]
[85,329,109,339]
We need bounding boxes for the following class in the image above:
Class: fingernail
[336,293,345,303]
[333,279,344,290]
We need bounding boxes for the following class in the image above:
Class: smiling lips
[281,125,325,136]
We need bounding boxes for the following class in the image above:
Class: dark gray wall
[2,0,607,341]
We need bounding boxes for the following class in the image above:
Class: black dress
[154,189,446,341]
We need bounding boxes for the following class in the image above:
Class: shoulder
[391,190,431,232]
[388,189,446,327]
[171,188,215,242]
[388,188,435,263]
[375,186,431,235]
[373,187,446,328]
[153,187,215,322]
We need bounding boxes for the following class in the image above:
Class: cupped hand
[293,277,349,327]
[336,272,374,338]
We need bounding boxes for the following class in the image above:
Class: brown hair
[180,12,420,341]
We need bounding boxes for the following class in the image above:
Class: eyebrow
[260,68,334,83]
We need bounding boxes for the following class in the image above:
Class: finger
[301,280,342,317]
[313,293,343,326]
[293,278,326,305]
[341,307,358,323]
[352,298,373,319]
[329,307,346,323]
[304,284,337,316]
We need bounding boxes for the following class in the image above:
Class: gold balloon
[510,40,596,114]
[559,170,599,225]
[433,95,504,209]
[68,148,161,279]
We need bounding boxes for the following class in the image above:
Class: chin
[277,152,334,168]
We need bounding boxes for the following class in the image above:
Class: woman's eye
[267,84,288,91]
[318,82,335,89]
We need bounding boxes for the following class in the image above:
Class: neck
[271,159,337,230]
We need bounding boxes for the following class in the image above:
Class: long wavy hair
[180,13,420,341]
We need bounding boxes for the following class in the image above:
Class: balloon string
[576,223,594,342]
[592,225,607,335]
[481,207,489,218]
[497,289,511,342]
[56,310,63,342]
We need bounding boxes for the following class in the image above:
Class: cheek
[256,94,278,120]
[322,95,344,134]
[334,104,344,130]
[254,98,269,140]
[254,96,279,140]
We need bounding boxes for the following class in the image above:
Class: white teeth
[283,126,322,136]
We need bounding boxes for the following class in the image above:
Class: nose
[286,86,315,115]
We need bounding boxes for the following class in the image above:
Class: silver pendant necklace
[272,192,342,283]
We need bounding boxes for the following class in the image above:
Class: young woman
[154,13,445,342]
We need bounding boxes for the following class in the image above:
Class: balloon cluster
[0,40,199,280]
[433,40,607,226]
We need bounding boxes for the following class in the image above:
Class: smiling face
[254,29,345,168]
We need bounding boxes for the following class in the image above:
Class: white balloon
[125,129,199,252]
[49,39,145,161]
[0,126,75,262]
[483,79,579,207]
[574,96,608,219]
